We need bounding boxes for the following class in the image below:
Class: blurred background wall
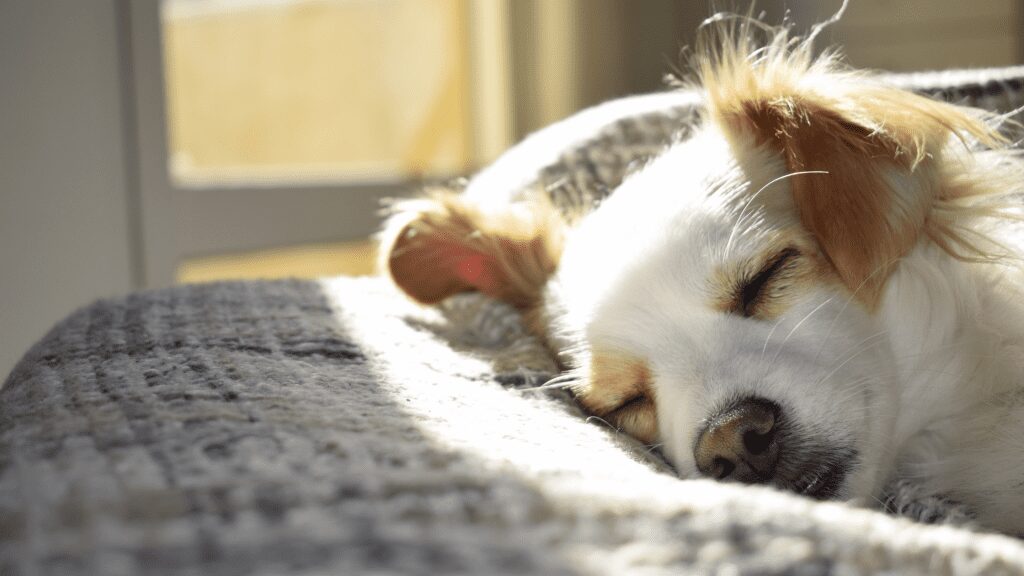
[1,1,138,379]
[2,0,1023,380]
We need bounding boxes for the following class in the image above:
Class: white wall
[0,1,137,381]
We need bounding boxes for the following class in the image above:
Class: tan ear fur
[695,21,1007,308]
[380,189,564,309]
[729,99,936,307]
[572,350,658,444]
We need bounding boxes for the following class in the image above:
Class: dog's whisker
[642,443,665,457]
[815,330,890,388]
[541,373,581,389]
[543,372,578,384]
[725,170,829,258]
[764,295,837,376]
[513,372,583,393]
[813,256,904,365]
[585,415,622,434]
[538,381,577,391]
[759,317,786,364]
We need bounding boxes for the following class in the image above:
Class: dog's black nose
[694,397,781,483]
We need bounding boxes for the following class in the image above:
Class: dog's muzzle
[693,396,852,499]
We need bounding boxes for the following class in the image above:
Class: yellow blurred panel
[177,239,378,283]
[163,0,471,183]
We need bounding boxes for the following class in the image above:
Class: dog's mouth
[768,422,856,500]
[789,461,848,500]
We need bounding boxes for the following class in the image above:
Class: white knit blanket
[3,276,1024,575]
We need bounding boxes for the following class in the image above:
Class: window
[163,0,475,185]
[126,0,519,284]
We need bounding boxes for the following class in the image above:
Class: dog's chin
[816,437,895,506]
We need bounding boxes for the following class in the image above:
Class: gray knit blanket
[3,278,1024,575]
[6,67,1024,575]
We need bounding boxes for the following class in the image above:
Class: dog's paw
[881,478,977,528]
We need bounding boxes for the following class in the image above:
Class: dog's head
[381,23,1009,501]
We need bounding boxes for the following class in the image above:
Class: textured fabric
[4,277,1024,576]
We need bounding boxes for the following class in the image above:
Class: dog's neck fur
[886,246,1003,441]
[883,242,1024,532]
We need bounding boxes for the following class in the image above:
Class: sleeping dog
[380,19,1024,534]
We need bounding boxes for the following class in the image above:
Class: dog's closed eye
[736,247,801,318]
[609,393,652,418]
[605,393,657,442]
[573,351,658,444]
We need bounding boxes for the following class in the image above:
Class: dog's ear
[572,349,658,444]
[709,80,997,308]
[380,190,564,308]
[717,97,930,307]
